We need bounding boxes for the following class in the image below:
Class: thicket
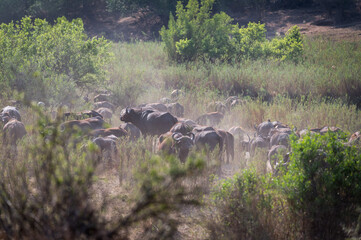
[160,0,303,63]
[208,132,361,239]
[0,16,111,106]
[278,132,361,239]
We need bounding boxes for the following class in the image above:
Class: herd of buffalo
[1,90,360,174]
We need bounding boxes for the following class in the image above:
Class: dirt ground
[83,7,361,42]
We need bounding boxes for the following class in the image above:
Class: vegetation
[207,132,361,239]
[160,0,303,62]
[0,16,111,105]
[107,36,361,109]
[278,132,361,239]
[0,109,206,239]
[0,0,360,238]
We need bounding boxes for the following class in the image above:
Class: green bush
[278,132,361,239]
[160,0,304,63]
[207,169,290,239]
[0,16,111,104]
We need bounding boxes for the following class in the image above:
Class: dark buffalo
[269,127,293,136]
[272,121,289,129]
[160,97,172,104]
[1,106,21,121]
[196,112,224,126]
[194,130,223,157]
[192,125,216,133]
[94,101,115,112]
[270,132,290,148]
[177,118,198,127]
[166,102,184,117]
[120,123,142,141]
[217,129,234,164]
[92,136,118,164]
[2,114,27,146]
[255,120,274,138]
[250,136,269,157]
[158,132,195,163]
[61,116,104,132]
[120,108,178,136]
[96,108,112,123]
[170,122,194,135]
[138,103,168,112]
[91,127,128,138]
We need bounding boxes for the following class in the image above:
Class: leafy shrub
[207,169,300,239]
[160,0,304,63]
[266,25,304,62]
[278,132,361,239]
[0,16,111,104]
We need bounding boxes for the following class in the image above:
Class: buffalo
[160,97,172,104]
[94,101,115,112]
[177,118,198,127]
[270,132,290,148]
[217,129,234,164]
[1,106,21,121]
[158,132,195,163]
[249,136,269,157]
[2,113,27,146]
[170,122,194,135]
[120,108,178,136]
[91,127,128,138]
[120,123,142,141]
[193,128,223,160]
[255,120,274,138]
[138,103,168,112]
[92,136,118,165]
[166,102,184,117]
[96,107,113,123]
[61,116,105,132]
[228,126,250,153]
[196,112,224,126]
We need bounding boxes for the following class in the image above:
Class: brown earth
[83,7,361,42]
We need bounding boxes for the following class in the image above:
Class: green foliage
[207,169,296,239]
[160,0,304,63]
[278,132,361,239]
[267,26,304,62]
[0,16,111,104]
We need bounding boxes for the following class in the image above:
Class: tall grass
[108,37,361,107]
